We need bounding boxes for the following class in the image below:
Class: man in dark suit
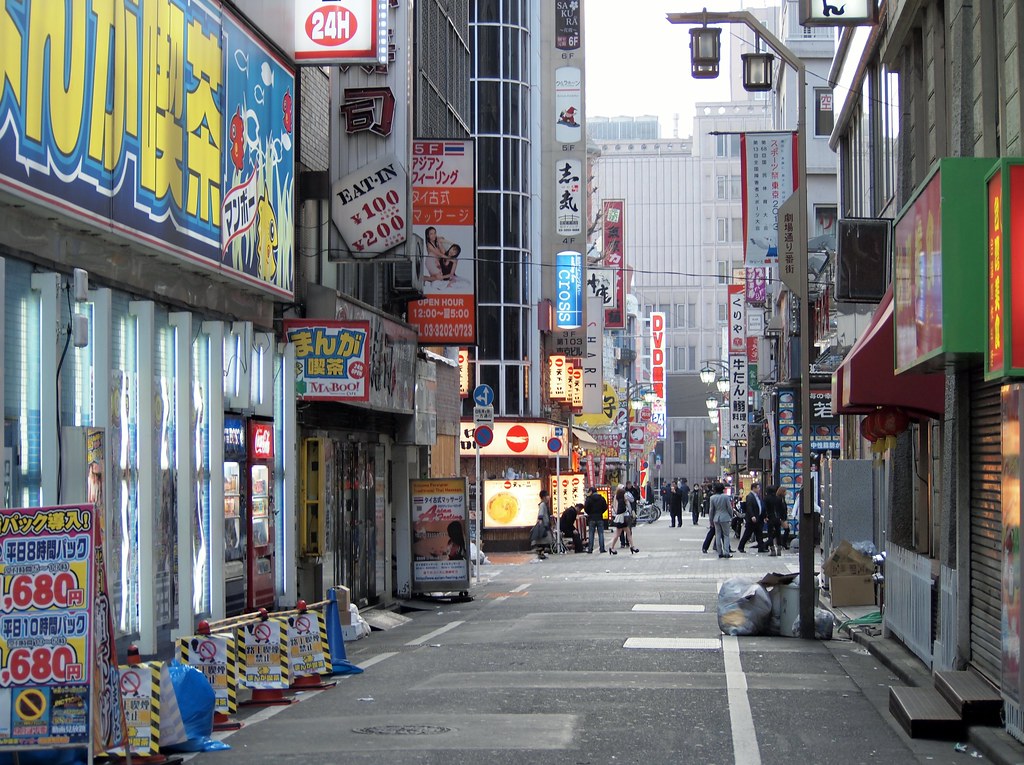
[583,487,608,554]
[737,482,766,553]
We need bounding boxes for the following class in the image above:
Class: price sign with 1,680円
[0,504,96,751]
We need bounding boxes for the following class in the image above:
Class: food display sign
[482,479,544,529]
[0,504,95,750]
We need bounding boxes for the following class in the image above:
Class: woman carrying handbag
[530,489,554,559]
[606,485,639,555]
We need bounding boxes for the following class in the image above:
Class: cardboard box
[331,585,351,627]
[823,541,874,578]
[828,575,876,607]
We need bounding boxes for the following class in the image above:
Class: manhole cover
[353,725,453,736]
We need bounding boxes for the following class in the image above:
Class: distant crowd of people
[529,478,796,561]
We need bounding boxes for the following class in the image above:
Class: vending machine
[223,417,247,616]
[246,419,276,610]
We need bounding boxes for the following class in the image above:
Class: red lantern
[863,409,886,442]
[859,417,877,443]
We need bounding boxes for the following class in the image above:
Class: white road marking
[511,583,530,592]
[405,620,464,646]
[631,604,705,613]
[722,634,761,765]
[358,651,398,669]
[623,637,720,650]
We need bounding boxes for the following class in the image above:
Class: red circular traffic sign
[506,424,529,453]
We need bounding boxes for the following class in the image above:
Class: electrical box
[299,438,324,556]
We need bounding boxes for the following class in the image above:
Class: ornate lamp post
[669,8,814,639]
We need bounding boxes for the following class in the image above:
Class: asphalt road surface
[178,517,978,765]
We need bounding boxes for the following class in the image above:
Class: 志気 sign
[410,478,470,593]
[293,0,390,65]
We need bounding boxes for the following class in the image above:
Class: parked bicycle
[635,501,662,524]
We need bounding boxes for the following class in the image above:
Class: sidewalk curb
[845,624,1024,765]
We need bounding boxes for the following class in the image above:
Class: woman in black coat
[762,484,786,557]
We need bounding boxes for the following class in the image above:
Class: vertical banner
[556,160,583,236]
[741,132,797,266]
[729,355,748,443]
[583,288,605,414]
[602,201,626,329]
[549,355,569,401]
[555,252,583,329]
[728,285,746,355]
[458,348,471,397]
[650,311,666,440]
[1003,385,1022,708]
[548,474,585,519]
[222,10,296,294]
[650,311,666,400]
[409,140,477,345]
[554,67,583,144]
[410,478,470,593]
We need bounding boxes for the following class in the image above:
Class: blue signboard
[0,0,294,297]
[555,251,583,329]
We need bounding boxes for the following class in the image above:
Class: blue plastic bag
[163,660,231,753]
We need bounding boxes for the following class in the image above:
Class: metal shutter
[969,365,1002,684]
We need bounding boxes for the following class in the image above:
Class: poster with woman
[410,478,470,593]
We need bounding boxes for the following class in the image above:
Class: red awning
[834,287,944,419]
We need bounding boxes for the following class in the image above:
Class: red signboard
[408,140,477,345]
[602,200,625,329]
[250,421,274,461]
[989,169,1005,372]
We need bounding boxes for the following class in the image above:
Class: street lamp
[699,360,731,394]
[669,8,814,639]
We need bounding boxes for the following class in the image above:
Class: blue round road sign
[474,425,494,447]
[547,437,562,453]
[473,384,494,407]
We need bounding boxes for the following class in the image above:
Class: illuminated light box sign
[555,251,583,329]
[893,158,991,374]
[460,421,569,457]
[294,0,389,64]
[986,158,1024,380]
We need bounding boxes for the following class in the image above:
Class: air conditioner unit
[391,235,425,298]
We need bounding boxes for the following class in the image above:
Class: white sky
[585,0,777,139]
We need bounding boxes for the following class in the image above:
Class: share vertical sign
[650,311,666,439]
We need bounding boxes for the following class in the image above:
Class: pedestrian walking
[763,484,786,556]
[620,483,636,548]
[709,482,733,558]
[583,486,607,554]
[530,489,553,559]
[690,481,703,526]
[607,486,639,555]
[678,478,691,525]
[737,482,766,553]
[668,480,683,527]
